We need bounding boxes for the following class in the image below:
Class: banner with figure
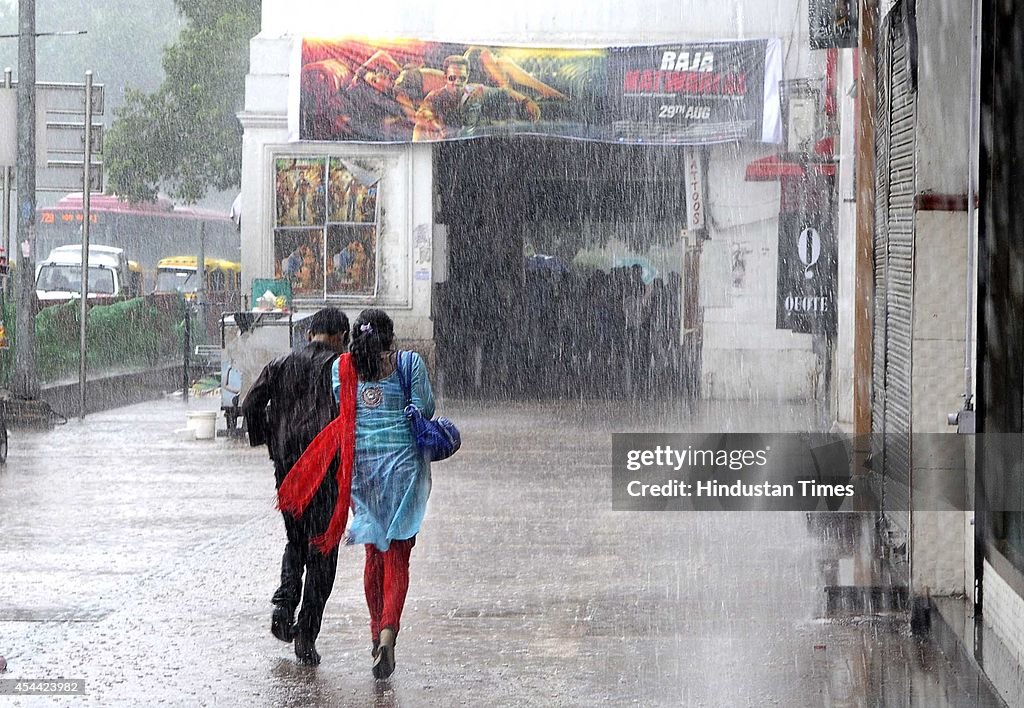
[292,37,782,145]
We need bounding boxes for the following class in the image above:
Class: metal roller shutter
[873,1,916,540]
[872,9,891,447]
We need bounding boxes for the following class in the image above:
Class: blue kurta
[334,352,435,551]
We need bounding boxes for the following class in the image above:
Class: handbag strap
[396,350,412,406]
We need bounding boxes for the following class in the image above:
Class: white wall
[980,561,1024,698]
[915,1,972,195]
[834,49,856,425]
[907,0,972,598]
[700,142,818,401]
[263,0,812,53]
[910,213,969,596]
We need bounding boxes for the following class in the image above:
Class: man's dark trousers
[273,511,339,639]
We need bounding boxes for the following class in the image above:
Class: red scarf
[276,353,357,554]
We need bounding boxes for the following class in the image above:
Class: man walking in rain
[242,307,350,665]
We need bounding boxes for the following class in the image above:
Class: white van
[35,245,143,301]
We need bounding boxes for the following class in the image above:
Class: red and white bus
[37,193,240,292]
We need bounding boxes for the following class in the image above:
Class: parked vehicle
[219,309,311,434]
[154,256,241,299]
[35,245,143,302]
[157,256,243,342]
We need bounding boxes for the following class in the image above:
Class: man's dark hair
[444,55,470,74]
[307,307,349,336]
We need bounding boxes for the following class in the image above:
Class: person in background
[242,307,350,666]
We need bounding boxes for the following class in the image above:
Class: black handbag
[396,351,461,461]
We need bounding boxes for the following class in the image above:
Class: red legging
[364,537,415,641]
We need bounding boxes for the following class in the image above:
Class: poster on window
[274,228,324,297]
[274,157,382,299]
[328,160,378,223]
[327,226,376,295]
[276,158,326,227]
[292,37,782,145]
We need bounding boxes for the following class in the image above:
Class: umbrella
[612,256,657,284]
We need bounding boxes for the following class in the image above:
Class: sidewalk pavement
[0,396,1006,706]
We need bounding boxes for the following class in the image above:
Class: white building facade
[241,0,833,399]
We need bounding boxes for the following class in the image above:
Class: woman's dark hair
[350,308,395,380]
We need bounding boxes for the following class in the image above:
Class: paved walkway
[0,397,1004,706]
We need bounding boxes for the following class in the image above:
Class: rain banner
[293,37,783,145]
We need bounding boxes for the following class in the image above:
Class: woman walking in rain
[280,307,435,677]
[343,308,435,679]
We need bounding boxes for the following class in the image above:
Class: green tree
[104,0,259,203]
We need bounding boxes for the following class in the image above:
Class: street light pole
[12,0,39,400]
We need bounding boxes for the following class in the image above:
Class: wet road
[0,397,1004,706]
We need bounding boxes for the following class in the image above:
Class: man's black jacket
[243,341,340,532]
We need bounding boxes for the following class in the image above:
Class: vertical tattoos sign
[683,147,706,232]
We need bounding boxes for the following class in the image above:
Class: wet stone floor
[0,397,1006,706]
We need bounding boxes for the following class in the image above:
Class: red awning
[745,138,837,181]
[746,155,806,180]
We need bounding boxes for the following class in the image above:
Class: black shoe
[372,627,396,679]
[295,633,321,666]
[271,605,295,643]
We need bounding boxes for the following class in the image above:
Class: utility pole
[12,0,39,400]
[2,69,10,299]
[78,71,94,419]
